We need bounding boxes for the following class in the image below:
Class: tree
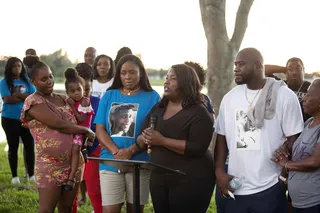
[199,0,254,112]
[40,49,75,80]
[0,56,9,77]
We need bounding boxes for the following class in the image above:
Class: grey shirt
[288,118,320,208]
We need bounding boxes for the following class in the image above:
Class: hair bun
[65,68,78,80]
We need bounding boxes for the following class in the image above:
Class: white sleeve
[280,88,304,137]
[215,97,226,136]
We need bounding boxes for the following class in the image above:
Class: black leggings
[150,177,215,213]
[1,117,35,177]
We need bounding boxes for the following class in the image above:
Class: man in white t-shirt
[215,48,304,213]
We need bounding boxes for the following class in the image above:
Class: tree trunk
[199,0,254,113]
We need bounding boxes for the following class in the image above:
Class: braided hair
[75,63,94,82]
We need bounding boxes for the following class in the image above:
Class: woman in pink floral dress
[20,61,95,213]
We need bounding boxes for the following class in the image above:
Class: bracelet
[284,161,290,173]
[112,150,119,156]
[67,179,75,183]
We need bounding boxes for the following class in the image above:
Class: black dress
[143,103,215,213]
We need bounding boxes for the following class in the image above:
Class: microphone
[81,137,89,163]
[147,115,157,154]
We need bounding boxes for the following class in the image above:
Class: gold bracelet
[284,161,290,173]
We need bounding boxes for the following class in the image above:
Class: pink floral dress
[21,93,83,188]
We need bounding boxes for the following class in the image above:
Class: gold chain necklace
[245,87,261,110]
[122,87,141,96]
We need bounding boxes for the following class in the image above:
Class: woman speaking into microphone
[138,64,215,213]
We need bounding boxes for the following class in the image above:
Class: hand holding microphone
[147,116,157,154]
[142,115,161,154]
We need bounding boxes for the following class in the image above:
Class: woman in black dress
[138,64,215,213]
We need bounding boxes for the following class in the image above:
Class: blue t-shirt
[88,95,100,156]
[0,77,35,120]
[203,94,214,114]
[94,89,160,171]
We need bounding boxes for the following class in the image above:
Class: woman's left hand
[142,128,165,146]
[85,129,95,146]
[114,148,132,160]
[271,152,289,167]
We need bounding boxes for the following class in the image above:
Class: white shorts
[100,170,150,206]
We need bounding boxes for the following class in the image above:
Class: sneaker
[11,177,20,184]
[28,175,36,183]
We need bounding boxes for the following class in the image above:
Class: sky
[0,0,320,73]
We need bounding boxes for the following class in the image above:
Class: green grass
[0,143,217,213]
[0,143,94,213]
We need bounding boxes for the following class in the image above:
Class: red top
[74,97,95,128]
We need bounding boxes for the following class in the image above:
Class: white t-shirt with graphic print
[215,84,304,195]
[91,78,114,98]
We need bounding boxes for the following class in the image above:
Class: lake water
[0,84,207,143]
[53,84,208,96]
[1,78,316,143]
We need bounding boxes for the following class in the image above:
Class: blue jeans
[225,182,288,213]
[215,164,228,213]
[293,204,320,213]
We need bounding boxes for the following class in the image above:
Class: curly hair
[4,57,30,93]
[108,54,153,92]
[184,61,206,86]
[64,68,85,91]
[114,47,132,66]
[75,63,93,82]
[159,64,203,108]
[92,55,115,80]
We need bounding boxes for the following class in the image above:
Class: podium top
[88,157,186,175]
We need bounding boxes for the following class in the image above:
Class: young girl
[64,68,94,190]
[75,63,102,213]
[91,54,115,98]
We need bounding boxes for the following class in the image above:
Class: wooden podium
[88,157,186,213]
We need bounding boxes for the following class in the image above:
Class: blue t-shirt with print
[0,77,35,120]
[94,89,160,172]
